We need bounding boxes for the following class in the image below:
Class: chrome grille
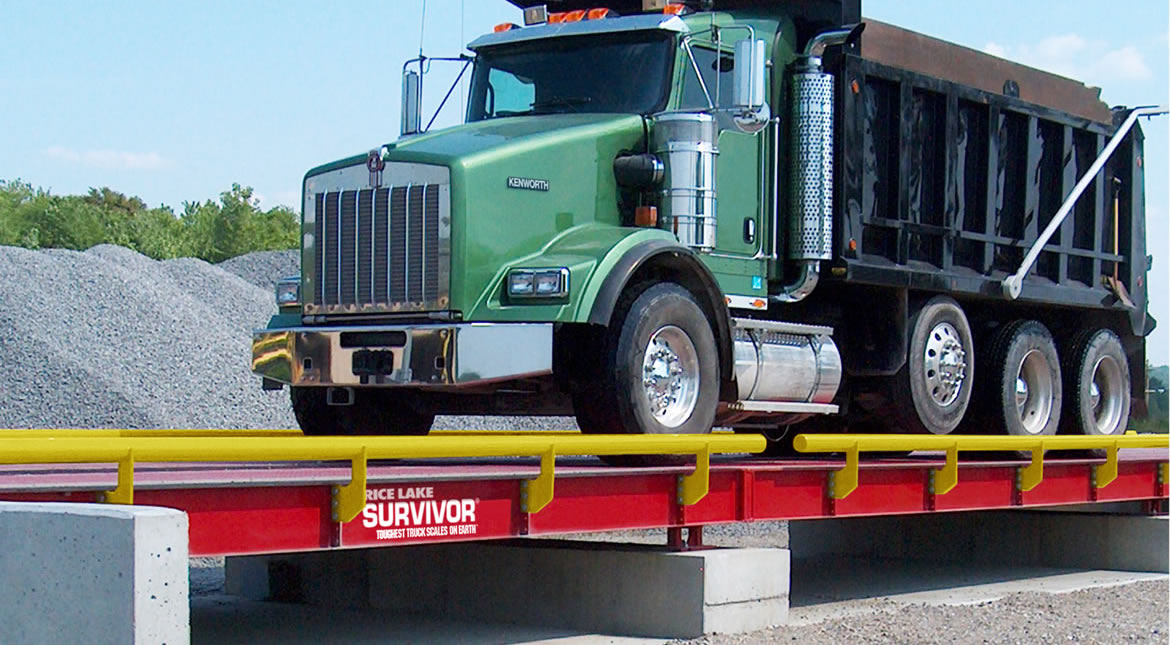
[304,163,450,315]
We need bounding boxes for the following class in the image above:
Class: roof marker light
[549,9,586,23]
[493,22,519,33]
[523,5,548,25]
[663,3,689,15]
[587,8,616,19]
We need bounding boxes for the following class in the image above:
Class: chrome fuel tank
[733,320,841,405]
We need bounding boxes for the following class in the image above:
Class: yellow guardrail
[0,433,767,522]
[794,433,1170,500]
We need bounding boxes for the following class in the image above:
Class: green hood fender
[468,223,734,390]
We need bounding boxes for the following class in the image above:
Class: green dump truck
[252,0,1158,448]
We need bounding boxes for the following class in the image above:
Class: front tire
[574,282,719,437]
[291,387,434,436]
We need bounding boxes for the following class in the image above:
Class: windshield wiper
[530,96,593,113]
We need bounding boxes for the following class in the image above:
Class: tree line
[0,180,298,263]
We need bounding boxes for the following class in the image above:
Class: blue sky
[1,0,1166,363]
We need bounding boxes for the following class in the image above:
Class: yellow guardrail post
[521,446,556,514]
[828,442,860,500]
[1017,444,1045,492]
[100,449,135,505]
[332,447,369,523]
[678,445,711,506]
[1093,442,1120,489]
[931,443,959,496]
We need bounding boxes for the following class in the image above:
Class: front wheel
[291,387,434,436]
[574,282,719,437]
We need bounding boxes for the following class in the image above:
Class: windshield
[467,31,674,121]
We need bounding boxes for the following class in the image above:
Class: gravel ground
[679,580,1168,645]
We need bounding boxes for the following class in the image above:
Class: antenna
[419,0,427,58]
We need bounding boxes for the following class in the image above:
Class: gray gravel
[680,580,1168,644]
[0,245,575,431]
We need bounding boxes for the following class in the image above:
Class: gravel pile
[0,244,574,431]
[217,250,300,293]
[0,245,296,429]
[682,580,1168,644]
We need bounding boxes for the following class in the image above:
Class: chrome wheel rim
[1089,355,1124,434]
[641,325,700,428]
[1015,349,1054,434]
[923,322,967,407]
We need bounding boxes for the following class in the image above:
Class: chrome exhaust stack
[774,24,864,303]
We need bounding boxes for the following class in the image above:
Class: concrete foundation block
[227,541,790,638]
[0,502,189,645]
[790,510,1168,573]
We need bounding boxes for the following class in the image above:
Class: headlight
[507,268,569,299]
[275,276,301,307]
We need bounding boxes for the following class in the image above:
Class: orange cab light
[548,11,566,23]
[562,10,587,22]
[663,3,688,15]
[587,8,614,19]
[493,22,519,32]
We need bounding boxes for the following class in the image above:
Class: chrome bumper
[252,323,553,387]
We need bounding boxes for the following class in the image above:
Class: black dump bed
[830,21,1149,335]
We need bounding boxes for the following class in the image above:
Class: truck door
[677,40,770,307]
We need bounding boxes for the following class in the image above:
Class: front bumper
[252,323,553,387]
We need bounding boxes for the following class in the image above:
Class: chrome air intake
[302,162,451,316]
[733,320,842,405]
[652,112,718,251]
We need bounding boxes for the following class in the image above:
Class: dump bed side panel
[832,55,1148,337]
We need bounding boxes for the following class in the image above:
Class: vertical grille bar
[323,192,340,305]
[389,186,408,303]
[373,188,389,302]
[314,192,325,304]
[339,191,357,305]
[408,184,425,302]
[358,188,374,302]
[424,184,440,303]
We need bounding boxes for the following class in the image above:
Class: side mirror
[733,38,769,133]
[733,38,767,111]
[401,70,422,137]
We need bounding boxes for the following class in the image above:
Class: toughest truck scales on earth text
[252,0,1160,453]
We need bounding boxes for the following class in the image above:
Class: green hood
[385,113,648,321]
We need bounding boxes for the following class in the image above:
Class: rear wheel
[291,387,434,436]
[986,321,1062,436]
[1062,329,1130,436]
[887,296,973,434]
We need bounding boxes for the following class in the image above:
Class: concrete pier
[226,540,791,638]
[0,502,189,645]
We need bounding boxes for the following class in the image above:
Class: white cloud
[253,189,301,210]
[981,34,1151,86]
[43,146,170,170]
[983,42,1008,58]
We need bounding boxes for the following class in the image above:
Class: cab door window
[679,45,734,110]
